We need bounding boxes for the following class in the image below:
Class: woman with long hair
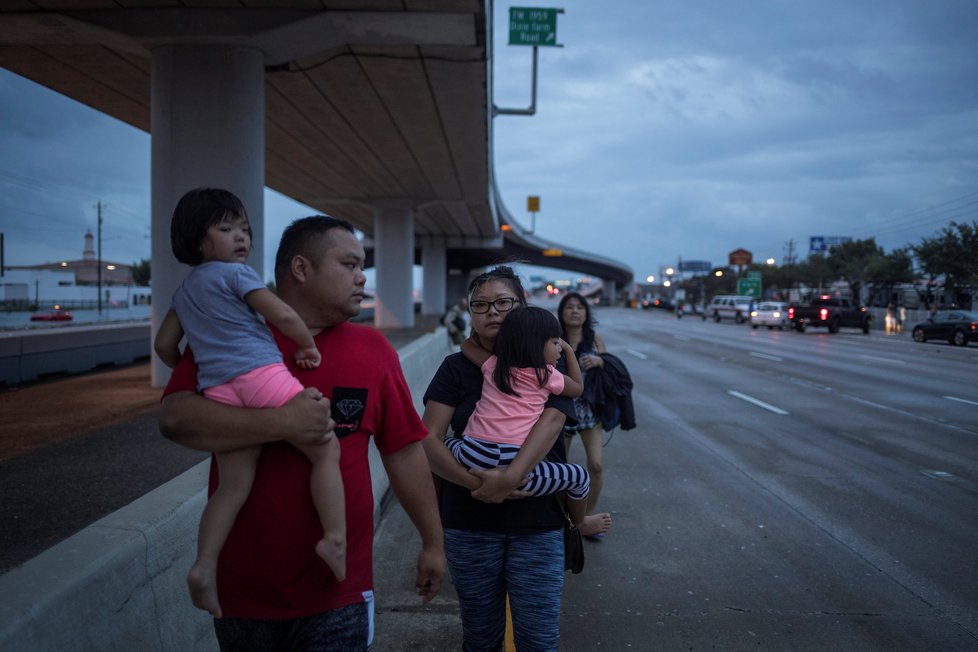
[558,291,614,539]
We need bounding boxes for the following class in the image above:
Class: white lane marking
[727,391,790,415]
[944,395,978,407]
[859,354,906,365]
[673,334,690,341]
[750,351,783,362]
[626,349,648,359]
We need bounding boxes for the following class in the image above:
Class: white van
[706,295,754,323]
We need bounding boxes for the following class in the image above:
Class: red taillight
[788,307,794,319]
[970,322,977,332]
[820,308,829,320]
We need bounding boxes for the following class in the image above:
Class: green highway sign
[737,277,762,298]
[509,7,560,46]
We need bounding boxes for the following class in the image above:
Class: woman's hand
[469,468,531,503]
[581,354,604,370]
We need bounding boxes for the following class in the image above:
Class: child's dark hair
[493,306,561,396]
[170,188,249,266]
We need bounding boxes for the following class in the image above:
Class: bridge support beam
[373,206,415,328]
[422,246,447,316]
[602,278,618,306]
[149,44,265,387]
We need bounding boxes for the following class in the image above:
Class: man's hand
[469,467,531,503]
[281,387,335,445]
[415,543,446,604]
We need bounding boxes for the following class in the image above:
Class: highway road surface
[373,303,978,651]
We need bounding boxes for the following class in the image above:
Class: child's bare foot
[187,563,222,618]
[315,535,347,581]
[579,512,612,538]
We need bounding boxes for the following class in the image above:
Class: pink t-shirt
[464,356,565,445]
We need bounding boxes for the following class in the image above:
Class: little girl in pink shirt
[447,305,589,520]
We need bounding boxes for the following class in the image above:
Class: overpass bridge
[0,2,632,384]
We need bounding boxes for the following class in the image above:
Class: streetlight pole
[96,201,103,314]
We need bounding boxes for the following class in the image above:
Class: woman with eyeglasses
[422,266,575,652]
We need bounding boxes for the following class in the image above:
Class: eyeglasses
[469,297,518,314]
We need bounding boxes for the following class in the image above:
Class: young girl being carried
[154,188,345,619]
[449,304,589,523]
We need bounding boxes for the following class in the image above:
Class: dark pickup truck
[788,296,873,334]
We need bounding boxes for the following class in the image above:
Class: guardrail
[0,327,453,652]
[0,323,150,386]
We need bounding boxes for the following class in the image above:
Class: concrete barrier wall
[0,327,453,652]
[0,323,151,386]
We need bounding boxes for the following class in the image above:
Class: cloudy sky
[1,1,976,286]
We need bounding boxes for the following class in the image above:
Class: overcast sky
[1,1,976,286]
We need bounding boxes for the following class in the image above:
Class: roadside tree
[866,247,913,305]
[827,238,885,303]
[130,258,150,286]
[912,221,978,306]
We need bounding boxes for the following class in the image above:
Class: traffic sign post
[509,7,561,46]
[527,195,540,233]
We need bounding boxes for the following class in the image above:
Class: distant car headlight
[750,311,758,317]
[773,311,781,318]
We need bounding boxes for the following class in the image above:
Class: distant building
[1,230,150,307]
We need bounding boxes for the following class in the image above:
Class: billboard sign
[678,260,712,273]
[728,248,753,267]
[810,236,851,253]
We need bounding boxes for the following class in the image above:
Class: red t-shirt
[162,321,426,619]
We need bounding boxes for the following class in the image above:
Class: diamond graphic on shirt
[331,387,368,438]
[336,399,364,419]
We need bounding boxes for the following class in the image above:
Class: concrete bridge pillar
[603,278,617,305]
[422,246,447,315]
[149,44,265,387]
[373,206,415,328]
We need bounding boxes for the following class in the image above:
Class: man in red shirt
[160,215,444,651]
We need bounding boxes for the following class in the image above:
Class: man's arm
[382,441,446,604]
[159,388,334,453]
[154,309,184,368]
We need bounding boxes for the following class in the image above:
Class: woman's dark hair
[557,291,597,353]
[466,265,528,308]
[493,306,561,396]
[274,214,356,286]
[170,188,249,266]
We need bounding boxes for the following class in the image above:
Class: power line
[847,191,978,240]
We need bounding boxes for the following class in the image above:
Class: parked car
[30,307,73,322]
[750,301,789,329]
[705,295,754,323]
[911,310,978,347]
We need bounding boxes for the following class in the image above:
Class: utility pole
[97,201,103,314]
[784,239,796,267]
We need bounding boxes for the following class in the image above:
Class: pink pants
[204,363,304,409]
